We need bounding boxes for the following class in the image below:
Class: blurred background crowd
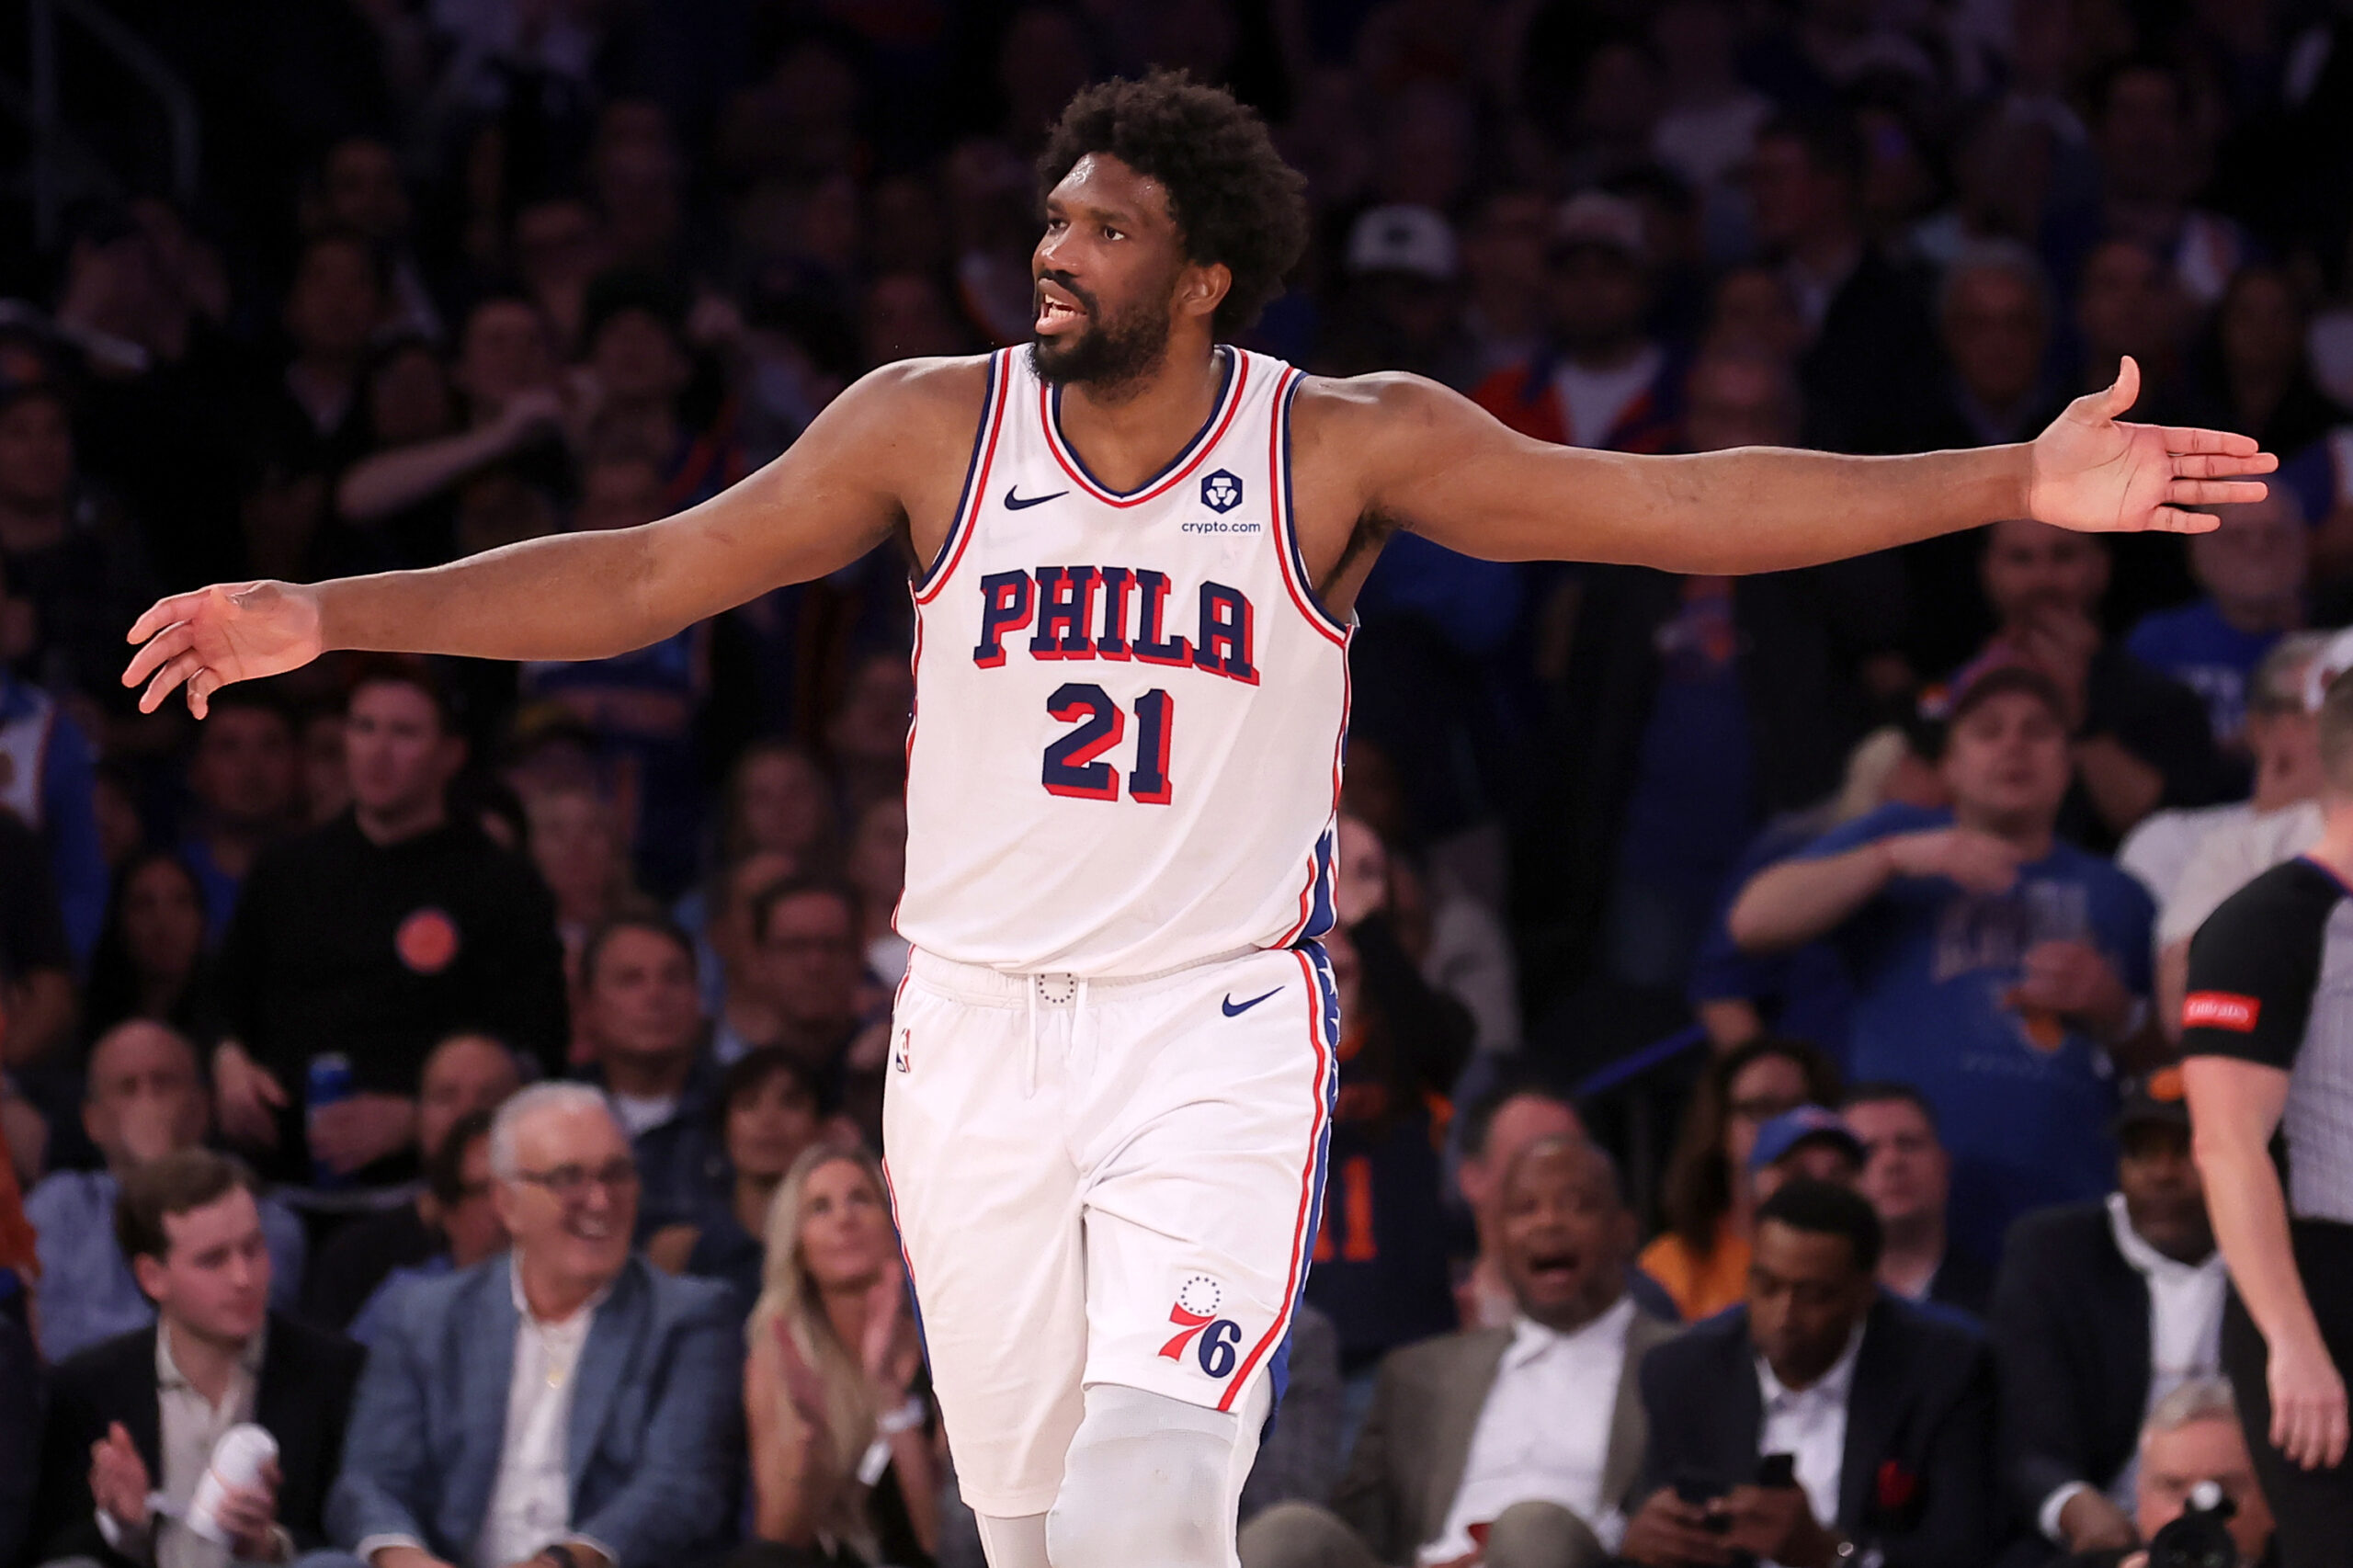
[4,0,2353,1565]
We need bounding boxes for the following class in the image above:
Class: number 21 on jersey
[1041,684,1175,803]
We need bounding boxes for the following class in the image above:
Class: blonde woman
[743,1143,938,1568]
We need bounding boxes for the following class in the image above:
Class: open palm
[2028,356,2276,534]
[120,580,324,718]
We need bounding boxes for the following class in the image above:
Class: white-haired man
[322,1084,738,1568]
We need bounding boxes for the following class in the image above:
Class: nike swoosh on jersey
[1004,486,1067,510]
[1222,987,1283,1017]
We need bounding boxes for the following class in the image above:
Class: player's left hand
[2028,356,2275,535]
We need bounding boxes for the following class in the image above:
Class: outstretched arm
[124,358,984,716]
[1345,358,2271,574]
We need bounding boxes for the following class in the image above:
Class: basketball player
[124,75,2270,1568]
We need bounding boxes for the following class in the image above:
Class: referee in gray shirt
[2181,672,2353,1567]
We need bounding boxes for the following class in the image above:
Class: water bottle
[307,1053,355,1190]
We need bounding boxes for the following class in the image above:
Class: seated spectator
[2126,492,2307,752]
[1843,1083,1994,1318]
[1620,1181,1995,1568]
[29,1148,363,1567]
[0,627,107,964]
[1451,1080,1585,1329]
[521,782,641,990]
[743,1143,938,1568]
[0,799,77,1088]
[1304,840,1474,1381]
[1241,1136,1677,1568]
[846,796,910,986]
[322,1084,739,1568]
[82,850,221,1051]
[748,878,870,1101]
[824,653,916,824]
[1990,1074,2225,1561]
[1730,665,2160,1262]
[1747,1104,1865,1202]
[2054,1379,2274,1568]
[1639,1036,1841,1322]
[647,1047,824,1309]
[302,1031,522,1329]
[574,914,721,1231]
[2153,632,2333,1031]
[702,848,798,1062]
[715,741,840,878]
[212,662,567,1193]
[28,1020,306,1362]
[1950,518,2233,848]
[1471,192,1680,455]
[2088,59,2248,312]
[347,1109,508,1346]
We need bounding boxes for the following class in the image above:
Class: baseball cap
[1345,205,1457,282]
[2109,1068,2190,1137]
[1552,191,1648,263]
[1749,1105,1866,1173]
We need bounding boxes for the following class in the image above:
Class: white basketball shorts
[879,942,1340,1517]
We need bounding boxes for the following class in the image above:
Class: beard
[1028,274,1172,399]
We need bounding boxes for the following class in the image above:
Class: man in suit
[1990,1074,2225,1562]
[29,1147,364,1567]
[1621,1180,1995,1568]
[1240,1135,1677,1568]
[320,1081,739,1568]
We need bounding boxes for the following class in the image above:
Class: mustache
[1034,270,1098,316]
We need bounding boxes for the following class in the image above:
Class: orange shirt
[1638,1220,1750,1322]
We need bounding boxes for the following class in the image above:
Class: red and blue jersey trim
[913,350,1010,604]
[1268,368,1349,648]
[1217,943,1339,1413]
[1042,347,1249,506]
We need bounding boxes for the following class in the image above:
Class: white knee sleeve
[1046,1384,1252,1568]
[975,1510,1051,1568]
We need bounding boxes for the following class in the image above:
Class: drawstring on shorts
[1023,971,1087,1097]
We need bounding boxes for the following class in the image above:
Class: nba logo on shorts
[1200,470,1244,513]
[892,1028,913,1074]
[1157,1274,1243,1379]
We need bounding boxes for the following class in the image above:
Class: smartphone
[1756,1452,1798,1489]
[1673,1469,1733,1534]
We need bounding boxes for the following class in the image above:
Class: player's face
[1030,153,1191,390]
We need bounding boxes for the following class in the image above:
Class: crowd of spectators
[5,0,2353,1564]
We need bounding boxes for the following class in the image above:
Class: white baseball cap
[1346,205,1458,281]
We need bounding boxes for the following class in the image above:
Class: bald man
[25,1020,307,1358]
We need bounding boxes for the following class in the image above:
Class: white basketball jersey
[896,346,1351,977]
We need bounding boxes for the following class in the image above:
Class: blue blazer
[326,1254,741,1566]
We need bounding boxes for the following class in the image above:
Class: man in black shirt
[211,664,564,1191]
[2180,671,2353,1566]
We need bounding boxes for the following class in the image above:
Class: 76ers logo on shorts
[1157,1274,1243,1380]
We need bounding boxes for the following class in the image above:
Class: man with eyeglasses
[321,1083,737,1568]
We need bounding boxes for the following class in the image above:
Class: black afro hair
[1037,70,1310,339]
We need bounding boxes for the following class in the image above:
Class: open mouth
[1524,1249,1581,1290]
[1035,280,1087,335]
[566,1213,616,1242]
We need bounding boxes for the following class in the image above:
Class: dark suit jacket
[1636,1295,1995,1568]
[325,1254,739,1568]
[1333,1304,1680,1561]
[30,1312,364,1567]
[1989,1202,2153,1530]
[1927,1248,1997,1322]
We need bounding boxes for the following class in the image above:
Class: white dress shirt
[97,1321,269,1568]
[1421,1297,1638,1563]
[2035,1194,2228,1540]
[357,1262,618,1568]
[1756,1324,1864,1551]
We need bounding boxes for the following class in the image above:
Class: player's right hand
[122,580,325,718]
[1881,826,2024,893]
[2268,1327,2350,1470]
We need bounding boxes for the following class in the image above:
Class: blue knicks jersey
[896,347,1351,976]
